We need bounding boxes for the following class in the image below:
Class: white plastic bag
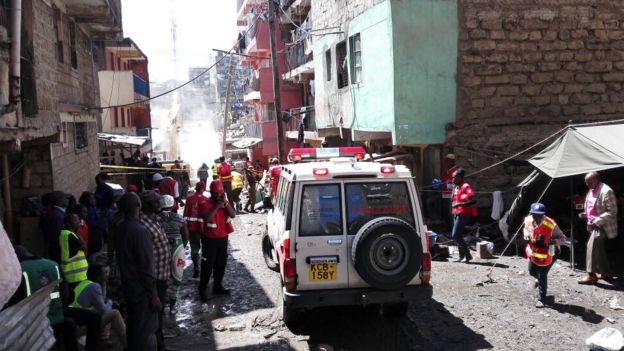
[586,327,624,351]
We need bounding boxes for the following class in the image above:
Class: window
[336,41,349,89]
[113,108,118,128]
[74,122,87,149]
[350,34,362,84]
[299,184,342,237]
[69,21,78,69]
[121,109,126,127]
[345,182,414,234]
[325,49,332,82]
[53,6,63,63]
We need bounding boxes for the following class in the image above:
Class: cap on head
[210,180,224,193]
[271,158,279,165]
[195,181,206,192]
[126,184,139,193]
[529,202,546,215]
[160,195,175,209]
[152,173,163,182]
[446,153,456,160]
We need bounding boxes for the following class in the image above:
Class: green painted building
[313,0,458,146]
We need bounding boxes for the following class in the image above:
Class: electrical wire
[85,12,266,111]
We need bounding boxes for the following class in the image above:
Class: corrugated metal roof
[0,280,60,351]
[98,133,150,146]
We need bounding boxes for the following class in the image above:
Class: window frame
[335,41,349,89]
[68,20,78,69]
[325,49,332,82]
[74,122,88,150]
[350,33,362,84]
[344,181,415,235]
[298,183,343,237]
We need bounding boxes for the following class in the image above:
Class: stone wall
[452,0,624,190]
[312,0,385,31]
[50,122,99,197]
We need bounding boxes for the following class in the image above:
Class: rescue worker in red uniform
[159,171,180,212]
[198,180,236,301]
[450,168,478,263]
[217,156,234,203]
[268,158,282,201]
[183,182,210,278]
[523,203,568,307]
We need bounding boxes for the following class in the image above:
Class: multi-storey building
[237,0,304,158]
[96,38,151,138]
[0,0,121,238]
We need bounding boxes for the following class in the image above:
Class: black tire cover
[351,217,423,290]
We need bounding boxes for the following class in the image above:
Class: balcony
[64,0,122,38]
[282,14,314,82]
[244,19,270,56]
[133,74,148,98]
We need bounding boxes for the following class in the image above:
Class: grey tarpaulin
[528,123,624,178]
[502,122,624,268]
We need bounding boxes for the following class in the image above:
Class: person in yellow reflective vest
[59,213,89,288]
[211,158,220,180]
[523,203,569,308]
[71,264,126,348]
[231,170,244,213]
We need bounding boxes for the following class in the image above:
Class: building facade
[453,0,624,190]
[312,0,458,184]
[95,38,151,137]
[237,0,304,158]
[0,0,121,237]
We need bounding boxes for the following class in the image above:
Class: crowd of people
[447,167,619,308]
[3,150,280,350]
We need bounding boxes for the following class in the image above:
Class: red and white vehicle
[263,147,432,323]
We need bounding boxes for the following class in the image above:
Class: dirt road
[164,212,624,351]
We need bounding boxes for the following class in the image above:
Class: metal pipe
[10,0,22,104]
[3,154,13,239]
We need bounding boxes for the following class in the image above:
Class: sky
[122,0,239,82]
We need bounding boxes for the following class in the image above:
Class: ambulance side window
[285,182,295,230]
[299,184,342,237]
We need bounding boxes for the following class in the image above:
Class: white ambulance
[263,147,432,323]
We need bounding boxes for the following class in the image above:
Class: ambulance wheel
[262,232,279,272]
[352,217,422,290]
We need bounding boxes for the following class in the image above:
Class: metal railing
[284,14,312,73]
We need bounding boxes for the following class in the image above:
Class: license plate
[309,263,337,281]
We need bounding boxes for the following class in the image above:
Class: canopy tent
[528,123,624,178]
[502,122,624,268]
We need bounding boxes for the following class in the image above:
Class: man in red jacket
[198,180,236,301]
[159,171,180,212]
[451,168,478,263]
[217,156,234,203]
[183,182,210,278]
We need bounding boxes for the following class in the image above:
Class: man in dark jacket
[115,192,160,351]
[41,191,69,263]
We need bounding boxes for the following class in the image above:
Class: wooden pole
[267,0,285,163]
[222,53,234,157]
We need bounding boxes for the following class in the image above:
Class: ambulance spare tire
[351,217,422,290]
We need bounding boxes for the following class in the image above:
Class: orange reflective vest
[525,216,556,267]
